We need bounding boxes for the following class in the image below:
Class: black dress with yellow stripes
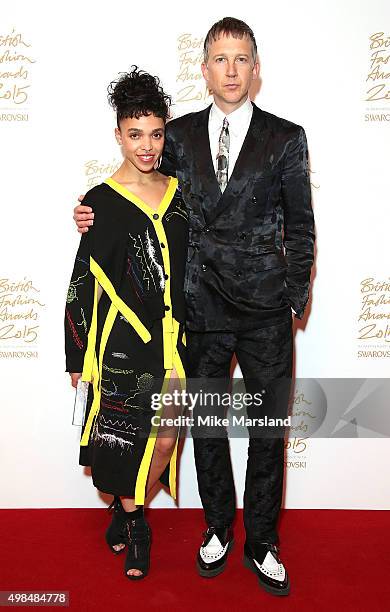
[65,176,188,502]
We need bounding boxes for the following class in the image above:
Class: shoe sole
[243,554,290,596]
[196,539,234,578]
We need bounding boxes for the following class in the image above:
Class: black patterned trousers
[187,316,293,545]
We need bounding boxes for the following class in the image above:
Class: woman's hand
[70,373,82,388]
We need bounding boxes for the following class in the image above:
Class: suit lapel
[205,104,267,226]
[191,105,221,222]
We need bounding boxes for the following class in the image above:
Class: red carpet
[0,509,389,611]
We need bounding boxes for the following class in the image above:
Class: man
[74,18,315,596]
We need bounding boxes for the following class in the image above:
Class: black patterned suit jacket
[161,103,315,332]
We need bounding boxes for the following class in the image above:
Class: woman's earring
[154,156,162,170]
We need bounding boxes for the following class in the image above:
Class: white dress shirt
[208,96,253,179]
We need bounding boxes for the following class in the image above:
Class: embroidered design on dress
[128,231,165,294]
[76,256,88,266]
[65,308,83,349]
[111,352,131,360]
[137,372,154,391]
[101,378,118,397]
[76,307,88,333]
[166,202,188,222]
[130,233,152,291]
[67,271,88,303]
[126,255,144,301]
[103,364,134,375]
[145,228,165,291]
[123,372,154,408]
[101,373,154,408]
[92,414,139,453]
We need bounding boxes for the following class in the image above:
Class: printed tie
[216,117,229,192]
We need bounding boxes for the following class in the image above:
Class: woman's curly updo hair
[107,66,171,127]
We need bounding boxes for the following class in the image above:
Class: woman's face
[115,113,165,173]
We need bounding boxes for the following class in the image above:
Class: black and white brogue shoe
[196,527,234,578]
[243,542,290,596]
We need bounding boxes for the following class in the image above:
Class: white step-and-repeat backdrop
[1,0,389,508]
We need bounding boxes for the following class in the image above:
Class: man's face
[201,34,259,113]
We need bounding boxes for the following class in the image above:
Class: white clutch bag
[72,379,89,426]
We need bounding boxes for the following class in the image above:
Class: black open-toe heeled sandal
[124,515,151,580]
[105,496,127,555]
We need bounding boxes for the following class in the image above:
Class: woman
[65,67,188,579]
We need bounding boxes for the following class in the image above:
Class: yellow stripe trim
[134,369,171,505]
[134,329,186,504]
[90,257,151,344]
[168,349,186,499]
[104,176,178,219]
[81,278,98,382]
[80,303,117,446]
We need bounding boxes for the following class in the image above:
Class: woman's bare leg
[121,367,181,576]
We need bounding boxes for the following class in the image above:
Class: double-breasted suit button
[251,196,257,204]
[239,232,246,239]
[201,264,207,272]
[203,227,210,233]
[235,270,243,277]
